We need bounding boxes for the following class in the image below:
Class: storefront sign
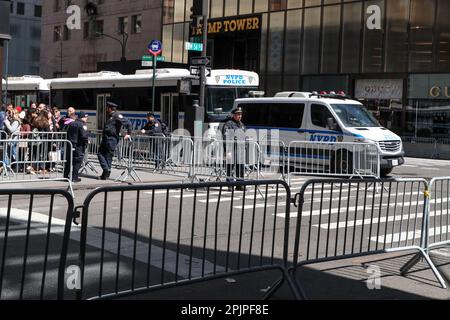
[409,74,450,99]
[191,15,261,36]
[355,79,403,100]
[429,86,450,98]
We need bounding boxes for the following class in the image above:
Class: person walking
[97,102,132,180]
[64,112,89,182]
[222,107,246,191]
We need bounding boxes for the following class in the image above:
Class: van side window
[311,104,335,128]
[271,103,304,128]
[241,103,270,127]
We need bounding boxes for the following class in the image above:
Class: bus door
[161,93,179,132]
[96,93,110,131]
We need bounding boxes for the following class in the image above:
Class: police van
[233,92,405,177]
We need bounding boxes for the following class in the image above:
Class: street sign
[142,55,165,62]
[191,56,211,67]
[142,60,153,67]
[148,40,162,56]
[185,42,203,52]
[190,67,211,77]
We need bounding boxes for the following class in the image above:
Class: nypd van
[233,92,404,177]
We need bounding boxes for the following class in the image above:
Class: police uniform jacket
[103,111,132,140]
[222,118,246,163]
[222,117,245,139]
[142,119,168,137]
[67,119,89,149]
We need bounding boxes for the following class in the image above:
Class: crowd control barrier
[0,189,74,299]
[64,180,300,300]
[288,178,447,297]
[287,141,380,184]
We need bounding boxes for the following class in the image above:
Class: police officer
[140,112,169,137]
[141,112,169,169]
[97,102,132,180]
[222,107,246,191]
[64,111,89,182]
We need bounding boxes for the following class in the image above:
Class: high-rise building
[40,0,162,78]
[162,0,450,137]
[8,0,42,76]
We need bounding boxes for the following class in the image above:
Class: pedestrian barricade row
[287,141,380,184]
[83,135,381,183]
[0,137,73,195]
[1,177,450,300]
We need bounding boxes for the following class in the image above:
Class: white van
[233,92,404,177]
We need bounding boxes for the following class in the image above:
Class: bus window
[206,87,236,113]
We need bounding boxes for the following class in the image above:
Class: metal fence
[0,138,73,194]
[402,136,450,159]
[288,178,447,297]
[64,180,300,300]
[0,189,74,299]
[287,141,380,184]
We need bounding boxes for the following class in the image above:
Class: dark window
[95,20,104,37]
[63,25,70,41]
[54,0,61,12]
[242,103,305,128]
[311,104,335,128]
[118,16,128,34]
[83,21,90,39]
[10,1,14,13]
[54,26,62,42]
[34,5,42,17]
[132,15,142,34]
[16,2,24,15]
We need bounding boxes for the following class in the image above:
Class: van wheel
[333,150,353,175]
[380,168,393,177]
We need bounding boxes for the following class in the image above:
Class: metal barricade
[191,137,260,183]
[287,141,380,184]
[401,136,439,159]
[0,138,74,195]
[63,180,300,300]
[257,139,287,181]
[289,178,446,297]
[0,189,75,299]
[130,134,194,178]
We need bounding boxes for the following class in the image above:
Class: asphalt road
[1,157,450,300]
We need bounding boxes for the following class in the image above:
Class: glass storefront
[162,0,450,137]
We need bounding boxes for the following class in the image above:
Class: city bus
[1,76,50,107]
[49,68,259,133]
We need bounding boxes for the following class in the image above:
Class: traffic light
[190,0,203,18]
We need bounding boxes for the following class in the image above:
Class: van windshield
[331,104,381,128]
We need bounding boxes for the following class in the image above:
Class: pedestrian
[140,112,170,169]
[97,101,132,180]
[58,107,76,131]
[64,112,89,182]
[3,109,21,172]
[222,107,246,191]
[28,111,51,174]
[51,106,62,131]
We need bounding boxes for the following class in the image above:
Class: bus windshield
[206,87,257,113]
[331,104,381,128]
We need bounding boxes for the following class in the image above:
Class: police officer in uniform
[222,107,246,191]
[64,111,89,182]
[141,112,169,168]
[97,102,132,180]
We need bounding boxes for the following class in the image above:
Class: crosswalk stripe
[370,226,450,243]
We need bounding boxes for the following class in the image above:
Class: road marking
[0,208,225,278]
[370,225,449,243]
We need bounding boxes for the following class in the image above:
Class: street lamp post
[97,31,129,62]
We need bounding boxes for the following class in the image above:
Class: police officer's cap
[231,107,243,114]
[78,111,88,119]
[106,101,119,110]
[146,112,155,118]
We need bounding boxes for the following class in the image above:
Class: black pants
[98,137,117,172]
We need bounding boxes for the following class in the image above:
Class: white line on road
[0,208,225,278]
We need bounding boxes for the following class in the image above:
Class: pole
[4,39,8,104]
[0,40,3,105]
[152,56,157,113]
[197,4,208,138]
[415,100,418,138]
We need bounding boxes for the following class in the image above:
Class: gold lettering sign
[191,16,261,36]
[446,86,450,98]
[429,86,441,98]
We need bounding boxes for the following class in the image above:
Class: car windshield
[331,104,381,128]
[206,87,257,113]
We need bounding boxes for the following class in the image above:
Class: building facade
[162,0,450,137]
[40,0,163,78]
[7,0,42,76]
